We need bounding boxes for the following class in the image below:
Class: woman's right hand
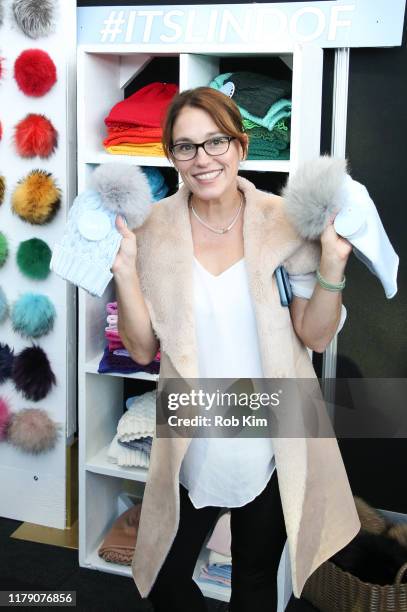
[112,215,138,277]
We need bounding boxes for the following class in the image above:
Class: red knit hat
[105,82,178,128]
[14,49,57,97]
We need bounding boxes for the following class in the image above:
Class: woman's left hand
[320,216,352,265]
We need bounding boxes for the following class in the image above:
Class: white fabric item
[117,390,156,440]
[179,258,276,509]
[108,433,150,468]
[209,550,232,566]
[334,175,399,298]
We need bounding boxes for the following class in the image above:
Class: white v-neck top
[179,257,346,509]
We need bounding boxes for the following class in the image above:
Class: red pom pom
[0,57,4,82]
[0,397,12,441]
[0,121,2,142]
[14,49,57,97]
[14,114,58,158]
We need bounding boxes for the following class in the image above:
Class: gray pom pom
[12,0,57,39]
[91,163,153,230]
[0,1,4,28]
[282,156,348,239]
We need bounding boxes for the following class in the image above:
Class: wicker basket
[302,560,407,612]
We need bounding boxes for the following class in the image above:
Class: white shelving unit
[77,42,322,609]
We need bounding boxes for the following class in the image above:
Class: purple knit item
[98,346,160,375]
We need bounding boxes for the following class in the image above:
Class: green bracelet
[316,268,346,292]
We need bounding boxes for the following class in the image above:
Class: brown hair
[162,87,248,159]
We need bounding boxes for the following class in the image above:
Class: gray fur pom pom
[282,155,348,239]
[0,1,4,28]
[91,163,154,230]
[12,0,57,39]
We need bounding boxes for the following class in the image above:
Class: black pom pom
[12,345,56,401]
[0,343,14,383]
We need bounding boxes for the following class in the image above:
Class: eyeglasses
[170,136,235,161]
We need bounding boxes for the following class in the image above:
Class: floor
[0,517,318,611]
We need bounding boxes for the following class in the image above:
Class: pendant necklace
[189,191,244,235]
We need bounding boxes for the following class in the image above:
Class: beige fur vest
[131,176,360,599]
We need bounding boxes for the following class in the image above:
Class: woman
[112,87,360,611]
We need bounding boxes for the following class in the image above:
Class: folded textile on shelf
[98,503,142,565]
[118,436,153,454]
[106,301,117,315]
[108,433,150,467]
[206,511,231,557]
[98,345,160,375]
[118,390,156,440]
[209,550,232,565]
[199,563,231,587]
[103,82,178,157]
[210,72,291,132]
[105,143,165,156]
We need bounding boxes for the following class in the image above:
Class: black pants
[148,469,287,612]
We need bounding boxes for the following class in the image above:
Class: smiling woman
[111,86,360,612]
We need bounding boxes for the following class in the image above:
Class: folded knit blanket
[98,503,142,565]
[108,433,150,467]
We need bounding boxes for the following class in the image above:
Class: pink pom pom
[0,397,12,441]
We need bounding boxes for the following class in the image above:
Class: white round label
[220,81,235,98]
[78,210,112,241]
[334,205,366,238]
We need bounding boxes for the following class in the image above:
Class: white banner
[77,1,406,48]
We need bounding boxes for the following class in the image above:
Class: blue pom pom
[11,293,56,338]
[0,287,8,323]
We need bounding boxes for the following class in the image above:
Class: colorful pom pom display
[12,169,61,224]
[12,0,57,39]
[14,49,57,97]
[11,293,56,338]
[0,175,5,205]
[0,343,14,383]
[7,408,59,453]
[14,114,58,158]
[17,238,51,279]
[0,232,8,266]
[0,286,8,322]
[0,397,12,441]
[12,345,56,401]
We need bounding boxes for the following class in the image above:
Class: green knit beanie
[16,238,52,279]
[0,232,9,267]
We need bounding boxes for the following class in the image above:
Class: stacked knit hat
[50,163,153,297]
[210,72,291,160]
[103,82,178,156]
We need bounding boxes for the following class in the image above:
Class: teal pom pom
[16,238,51,279]
[11,293,56,338]
[0,232,8,267]
[0,287,8,323]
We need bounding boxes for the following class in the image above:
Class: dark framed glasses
[170,136,235,161]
